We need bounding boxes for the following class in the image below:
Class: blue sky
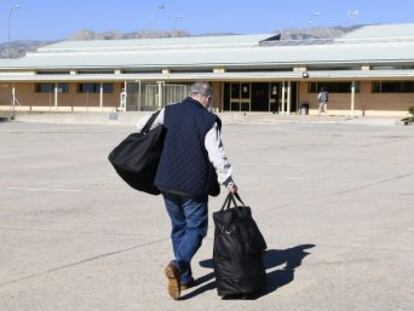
[1,0,414,43]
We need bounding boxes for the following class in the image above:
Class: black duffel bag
[213,193,267,297]
[108,111,165,195]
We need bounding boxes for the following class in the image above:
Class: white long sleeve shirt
[136,108,234,187]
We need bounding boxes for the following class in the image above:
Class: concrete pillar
[281,82,286,114]
[100,82,104,111]
[124,81,128,111]
[287,81,292,115]
[136,80,142,111]
[351,81,356,117]
[12,86,16,110]
[157,81,164,109]
[54,83,58,110]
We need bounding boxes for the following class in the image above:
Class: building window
[227,82,251,111]
[102,83,113,93]
[309,82,360,93]
[35,83,69,93]
[372,81,414,93]
[77,83,113,93]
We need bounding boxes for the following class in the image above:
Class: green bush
[409,106,414,116]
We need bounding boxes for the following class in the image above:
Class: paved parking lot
[1,120,413,311]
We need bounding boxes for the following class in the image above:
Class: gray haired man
[136,82,237,300]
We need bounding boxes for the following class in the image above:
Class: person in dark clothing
[136,82,238,300]
[317,86,329,115]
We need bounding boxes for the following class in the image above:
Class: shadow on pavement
[180,244,315,300]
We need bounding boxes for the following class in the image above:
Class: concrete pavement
[0,121,413,310]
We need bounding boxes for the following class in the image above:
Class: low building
[1,23,414,116]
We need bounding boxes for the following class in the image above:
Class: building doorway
[251,83,269,111]
[222,81,298,113]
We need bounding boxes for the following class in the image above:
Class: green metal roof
[2,40,414,70]
[1,24,414,71]
[341,23,414,40]
[37,34,277,52]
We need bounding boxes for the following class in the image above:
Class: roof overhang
[1,70,414,82]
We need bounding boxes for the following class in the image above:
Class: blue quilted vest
[154,97,220,197]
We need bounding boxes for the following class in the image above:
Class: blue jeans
[162,192,208,284]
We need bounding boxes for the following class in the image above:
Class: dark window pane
[57,83,69,93]
[223,83,230,110]
[230,101,240,111]
[78,83,96,93]
[231,83,240,99]
[309,82,360,93]
[372,82,381,93]
[103,83,113,93]
[309,82,318,93]
[401,82,414,92]
[374,81,414,93]
[35,83,54,93]
[240,83,250,99]
[381,82,400,93]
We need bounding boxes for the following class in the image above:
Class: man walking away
[136,82,238,300]
[318,86,329,115]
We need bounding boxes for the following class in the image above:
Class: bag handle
[233,192,246,207]
[220,192,246,211]
[220,193,233,211]
[141,110,161,134]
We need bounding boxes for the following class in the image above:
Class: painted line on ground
[5,187,84,193]
[3,186,128,194]
[0,237,170,288]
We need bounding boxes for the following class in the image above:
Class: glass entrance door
[251,83,270,111]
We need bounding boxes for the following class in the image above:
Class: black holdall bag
[213,193,267,297]
[108,111,165,195]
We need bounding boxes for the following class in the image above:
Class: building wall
[2,79,414,116]
[0,83,11,105]
[211,81,223,111]
[298,80,414,116]
[0,82,122,109]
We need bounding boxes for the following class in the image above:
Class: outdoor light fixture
[302,71,309,78]
[7,4,22,59]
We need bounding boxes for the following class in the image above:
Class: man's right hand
[227,183,238,194]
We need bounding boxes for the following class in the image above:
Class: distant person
[136,81,238,300]
[317,87,329,115]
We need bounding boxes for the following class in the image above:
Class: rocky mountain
[67,29,191,41]
[0,26,364,59]
[0,40,56,59]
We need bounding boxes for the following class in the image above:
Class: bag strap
[220,193,232,211]
[141,110,161,134]
[220,193,246,211]
[233,193,247,207]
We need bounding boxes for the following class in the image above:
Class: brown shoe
[181,278,195,291]
[165,262,181,300]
